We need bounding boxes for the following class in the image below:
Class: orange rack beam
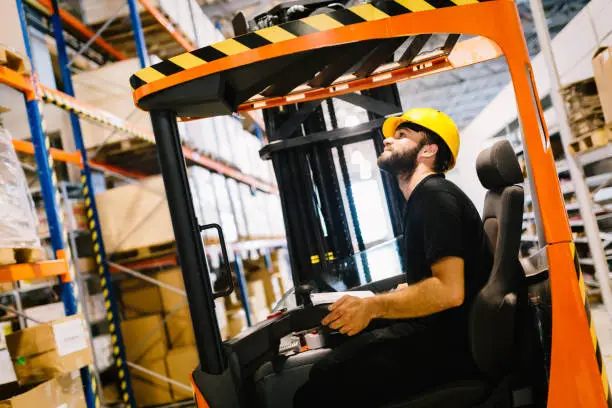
[12,139,83,167]
[0,260,68,282]
[182,147,277,194]
[0,66,35,101]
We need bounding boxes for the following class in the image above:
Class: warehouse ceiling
[200,0,589,129]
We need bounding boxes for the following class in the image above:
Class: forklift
[129,0,609,406]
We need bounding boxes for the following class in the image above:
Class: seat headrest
[476,140,523,190]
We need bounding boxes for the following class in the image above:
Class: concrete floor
[591,303,612,374]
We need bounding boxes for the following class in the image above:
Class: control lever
[295,284,315,307]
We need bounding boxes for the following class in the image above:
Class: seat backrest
[471,140,525,380]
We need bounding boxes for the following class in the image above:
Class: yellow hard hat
[382,108,460,170]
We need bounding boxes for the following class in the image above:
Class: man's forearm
[366,277,463,320]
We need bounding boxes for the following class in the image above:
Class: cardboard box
[249,269,285,310]
[0,321,14,350]
[0,372,86,408]
[130,359,173,407]
[155,269,228,345]
[75,257,95,274]
[593,47,612,124]
[119,279,163,319]
[226,309,247,339]
[23,303,65,328]
[120,315,167,362]
[166,310,195,348]
[96,175,174,253]
[247,279,269,323]
[165,346,198,401]
[6,316,92,385]
[155,268,187,312]
[97,170,215,253]
[153,268,193,347]
[0,283,13,294]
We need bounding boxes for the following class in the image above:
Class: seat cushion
[254,348,332,408]
[382,380,488,408]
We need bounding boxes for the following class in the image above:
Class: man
[294,108,493,408]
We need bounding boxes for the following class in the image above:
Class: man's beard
[377,143,422,178]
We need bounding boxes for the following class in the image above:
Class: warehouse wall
[453,0,612,212]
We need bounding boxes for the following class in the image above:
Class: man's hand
[321,295,376,336]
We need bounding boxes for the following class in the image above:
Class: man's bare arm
[322,257,465,336]
[367,257,465,319]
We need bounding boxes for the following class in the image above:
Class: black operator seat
[383,139,526,408]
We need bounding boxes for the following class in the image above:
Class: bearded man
[294,108,493,408]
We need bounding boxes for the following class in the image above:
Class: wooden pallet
[90,137,160,175]
[0,247,45,266]
[569,126,612,154]
[0,45,31,75]
[570,113,606,138]
[110,237,221,263]
[110,240,177,263]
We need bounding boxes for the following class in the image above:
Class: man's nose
[383,138,392,146]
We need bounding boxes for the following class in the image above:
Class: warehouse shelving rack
[3,0,287,406]
[516,129,611,300]
[0,2,100,408]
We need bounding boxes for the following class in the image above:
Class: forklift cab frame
[130,0,608,406]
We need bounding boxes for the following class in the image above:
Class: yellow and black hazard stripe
[571,243,612,407]
[81,174,135,407]
[130,0,491,90]
[39,86,154,143]
[35,98,104,408]
[311,252,335,263]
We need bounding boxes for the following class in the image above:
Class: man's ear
[420,143,439,158]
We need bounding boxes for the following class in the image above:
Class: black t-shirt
[401,173,493,342]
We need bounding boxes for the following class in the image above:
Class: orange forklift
[130,0,610,406]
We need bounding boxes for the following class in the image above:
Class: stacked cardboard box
[95,174,287,257]
[118,267,228,404]
[561,78,606,139]
[4,316,92,387]
[121,314,173,406]
[0,372,86,408]
[593,47,612,125]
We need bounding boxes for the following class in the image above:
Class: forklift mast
[261,85,406,293]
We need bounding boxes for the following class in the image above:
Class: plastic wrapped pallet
[192,0,219,47]
[232,130,251,175]
[266,194,285,237]
[0,128,40,259]
[188,167,220,241]
[211,174,238,243]
[199,117,220,158]
[214,117,234,165]
[240,185,272,239]
[255,193,272,238]
[245,136,265,180]
[226,179,248,240]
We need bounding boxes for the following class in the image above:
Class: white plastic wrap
[0,128,40,249]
